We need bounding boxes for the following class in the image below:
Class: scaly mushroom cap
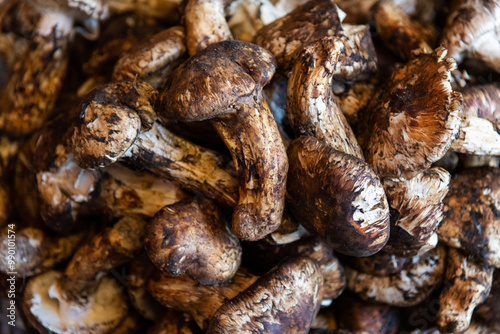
[344,244,446,307]
[144,198,242,285]
[359,47,463,181]
[72,80,157,169]
[206,256,323,334]
[438,167,500,267]
[287,136,390,257]
[159,40,276,121]
[22,270,127,334]
[253,0,343,71]
[437,248,494,334]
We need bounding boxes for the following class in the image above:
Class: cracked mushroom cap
[287,136,390,257]
[358,47,463,181]
[72,80,157,169]
[22,270,127,334]
[438,167,500,267]
[344,244,446,307]
[144,198,242,285]
[206,256,323,334]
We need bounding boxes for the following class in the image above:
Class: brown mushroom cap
[358,47,463,181]
[144,198,242,285]
[287,136,390,257]
[206,256,323,333]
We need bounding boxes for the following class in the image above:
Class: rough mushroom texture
[437,248,494,334]
[344,252,410,277]
[286,33,377,159]
[344,244,446,307]
[382,167,451,257]
[253,0,343,71]
[147,309,202,334]
[358,47,463,181]
[144,198,242,285]
[474,269,500,331]
[287,136,390,257]
[159,40,288,241]
[438,167,500,267]
[206,256,323,333]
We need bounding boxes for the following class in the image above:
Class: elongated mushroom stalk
[440,0,500,72]
[22,215,146,333]
[382,167,451,257]
[344,244,446,306]
[112,26,187,89]
[287,136,390,257]
[358,47,463,181]
[144,198,242,284]
[450,84,500,155]
[185,0,233,56]
[149,256,323,332]
[437,248,494,334]
[71,79,239,208]
[371,0,436,59]
[0,0,108,138]
[0,227,84,277]
[438,167,500,267]
[159,41,288,241]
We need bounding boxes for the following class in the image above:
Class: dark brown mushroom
[474,269,500,332]
[158,40,288,241]
[147,309,202,334]
[342,251,410,277]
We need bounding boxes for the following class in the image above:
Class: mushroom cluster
[1,0,499,333]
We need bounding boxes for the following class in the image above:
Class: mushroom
[344,244,446,306]
[158,40,288,241]
[438,167,500,267]
[474,269,500,332]
[341,251,410,277]
[0,0,108,137]
[382,167,451,257]
[149,256,323,332]
[71,79,239,209]
[144,197,242,284]
[0,184,9,227]
[357,47,463,181]
[287,136,390,257]
[22,215,146,333]
[437,248,494,334]
[440,0,500,72]
[147,309,202,334]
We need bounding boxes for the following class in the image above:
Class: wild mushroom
[287,136,390,257]
[71,79,239,208]
[159,40,288,241]
[22,215,146,333]
[474,269,500,332]
[148,309,202,334]
[437,248,494,334]
[144,197,242,284]
[149,256,323,332]
[341,251,410,277]
[438,167,500,267]
[357,47,463,181]
[0,0,108,137]
[344,244,446,306]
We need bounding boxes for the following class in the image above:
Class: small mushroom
[287,136,390,257]
[159,40,288,241]
[344,244,446,306]
[438,167,500,267]
[357,47,463,181]
[437,248,494,334]
[144,198,242,284]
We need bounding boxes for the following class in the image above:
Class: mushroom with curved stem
[450,84,500,156]
[357,47,463,181]
[71,79,239,209]
[144,197,242,285]
[382,167,451,257]
[0,0,108,138]
[159,40,288,241]
[112,26,187,89]
[287,136,390,257]
[438,167,500,267]
[437,248,494,334]
[440,0,500,73]
[344,244,446,307]
[22,215,146,334]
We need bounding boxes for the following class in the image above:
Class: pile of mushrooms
[1,0,499,333]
